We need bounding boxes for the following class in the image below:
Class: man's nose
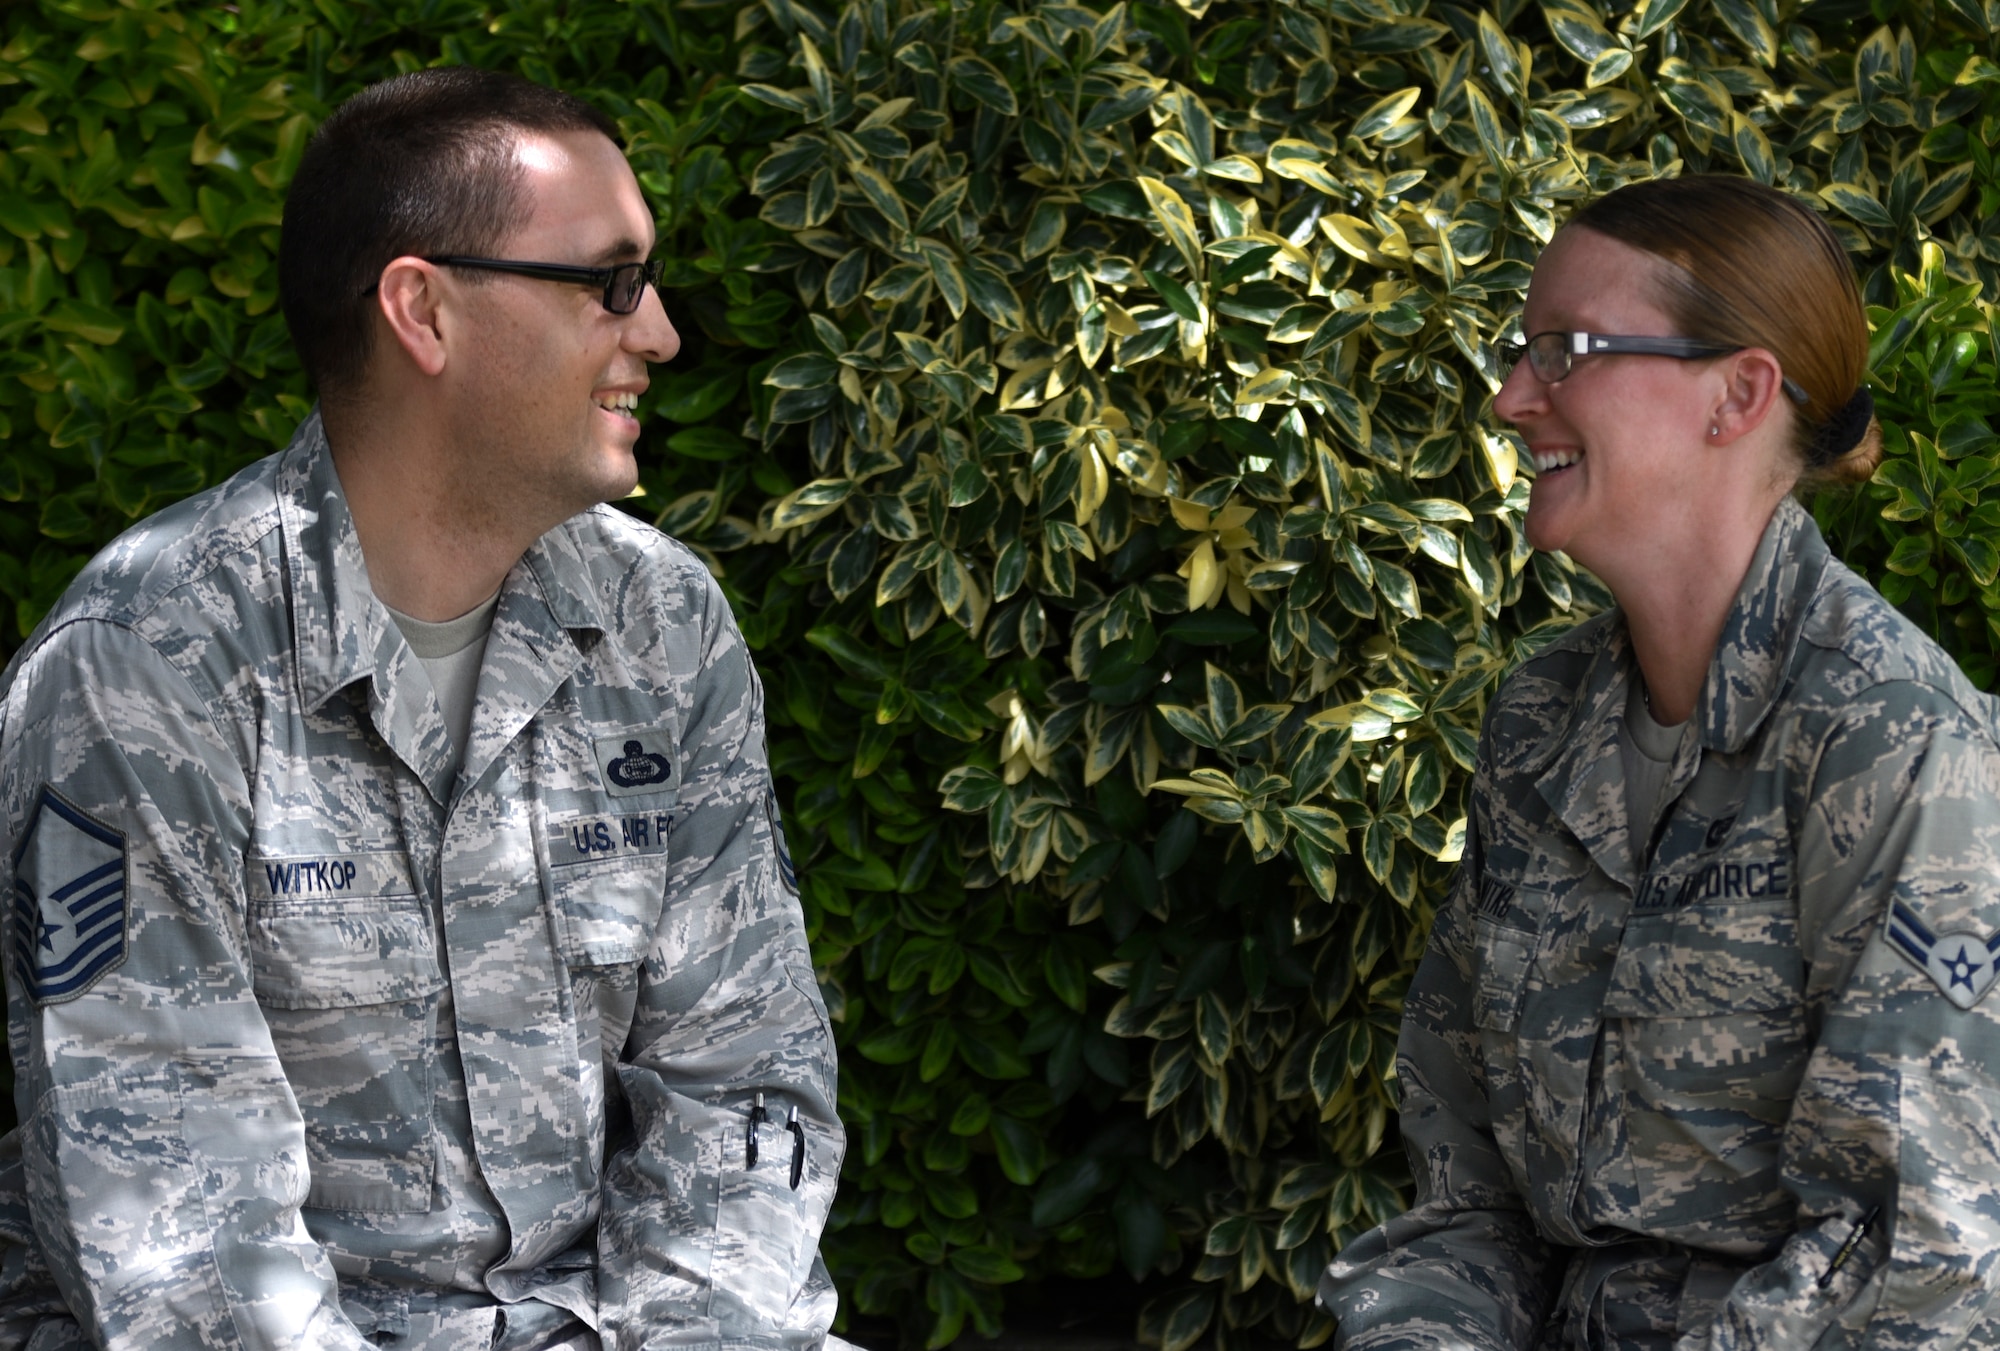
[626,283,680,364]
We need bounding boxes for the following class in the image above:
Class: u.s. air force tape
[546,810,674,867]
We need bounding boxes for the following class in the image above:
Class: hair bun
[1809,387,1875,467]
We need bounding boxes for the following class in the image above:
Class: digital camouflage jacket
[0,415,844,1350]
[1321,498,2000,1349]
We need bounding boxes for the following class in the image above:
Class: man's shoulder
[34,452,286,644]
[553,504,729,631]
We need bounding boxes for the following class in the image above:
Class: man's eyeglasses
[365,256,663,315]
[1512,330,1809,405]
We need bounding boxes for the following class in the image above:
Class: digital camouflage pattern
[1321,497,2000,1350]
[0,414,846,1350]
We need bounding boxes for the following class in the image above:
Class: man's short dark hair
[279,67,621,400]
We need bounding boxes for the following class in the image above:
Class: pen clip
[1818,1205,1881,1289]
[747,1092,768,1169]
[786,1105,805,1190]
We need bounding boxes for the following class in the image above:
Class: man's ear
[1707,346,1789,447]
[374,257,450,378]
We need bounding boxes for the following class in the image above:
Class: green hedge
[2,0,1997,1348]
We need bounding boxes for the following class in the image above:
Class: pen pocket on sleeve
[713,1094,836,1327]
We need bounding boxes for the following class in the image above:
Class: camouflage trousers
[1534,1242,1746,1349]
[1532,1240,2000,1349]
[340,1292,594,1351]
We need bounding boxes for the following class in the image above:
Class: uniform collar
[276,413,609,801]
[1696,495,1829,755]
[277,414,399,716]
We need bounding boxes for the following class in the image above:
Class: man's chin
[578,438,642,506]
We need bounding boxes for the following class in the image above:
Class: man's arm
[596,571,844,1350]
[1317,812,1559,1350]
[1678,689,2000,1349]
[2,620,370,1351]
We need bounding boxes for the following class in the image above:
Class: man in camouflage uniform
[0,68,845,1349]
[1320,497,2000,1346]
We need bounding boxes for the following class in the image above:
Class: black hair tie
[1810,387,1875,465]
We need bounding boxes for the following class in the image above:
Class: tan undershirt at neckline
[1623,677,1690,872]
[383,589,503,659]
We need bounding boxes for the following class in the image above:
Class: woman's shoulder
[1479,609,1621,770]
[1798,555,2000,740]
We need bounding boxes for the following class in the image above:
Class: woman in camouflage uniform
[1320,174,2000,1348]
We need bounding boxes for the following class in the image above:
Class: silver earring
[1709,426,1719,437]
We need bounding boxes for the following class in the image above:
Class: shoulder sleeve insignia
[11,786,129,1005]
[765,791,799,895]
[1885,901,2000,1010]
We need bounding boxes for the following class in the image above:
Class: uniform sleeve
[595,579,845,1350]
[1678,685,2000,1349]
[0,621,370,1351]
[1317,802,1559,1350]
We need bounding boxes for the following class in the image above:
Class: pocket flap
[1604,902,1803,1017]
[547,859,666,968]
[1472,917,1537,1032]
[250,898,444,1009]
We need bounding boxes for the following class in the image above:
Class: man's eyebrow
[587,237,650,265]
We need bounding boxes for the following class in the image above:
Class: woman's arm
[1318,819,1560,1350]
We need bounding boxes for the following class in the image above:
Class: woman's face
[1493,227,1721,567]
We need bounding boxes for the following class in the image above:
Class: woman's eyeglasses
[364,256,663,315]
[1512,330,1809,405]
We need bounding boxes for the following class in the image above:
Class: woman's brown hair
[1569,174,1881,485]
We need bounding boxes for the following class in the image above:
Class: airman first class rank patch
[11,786,128,1005]
[1885,900,2000,1010]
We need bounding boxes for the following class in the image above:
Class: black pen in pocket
[786,1104,805,1189]
[1819,1205,1881,1289]
[747,1092,768,1168]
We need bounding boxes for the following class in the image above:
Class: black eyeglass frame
[363,255,664,315]
[1512,330,1810,406]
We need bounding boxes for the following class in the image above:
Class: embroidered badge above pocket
[593,731,677,799]
[11,786,128,1005]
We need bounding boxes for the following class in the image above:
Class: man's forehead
[509,130,655,258]
[512,135,570,176]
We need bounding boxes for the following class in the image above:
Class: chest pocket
[1470,887,1548,1034]
[539,803,672,1138]
[1602,899,1810,1236]
[540,803,673,968]
[247,883,444,1214]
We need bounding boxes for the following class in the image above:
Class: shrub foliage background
[1,0,1997,1347]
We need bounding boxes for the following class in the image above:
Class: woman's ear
[372,257,450,378]
[1706,346,1790,448]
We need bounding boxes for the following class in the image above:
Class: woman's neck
[1588,495,1787,726]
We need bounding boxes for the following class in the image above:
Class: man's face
[445,129,679,526]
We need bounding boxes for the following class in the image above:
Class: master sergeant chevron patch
[11,786,129,1005]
